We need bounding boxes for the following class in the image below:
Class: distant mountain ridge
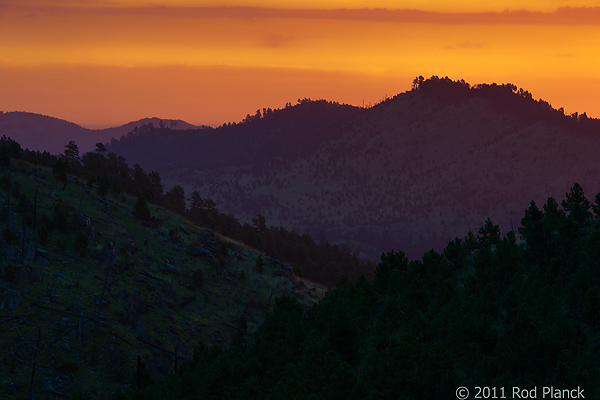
[105,77,600,260]
[5,78,600,260]
[106,99,362,170]
[0,111,204,155]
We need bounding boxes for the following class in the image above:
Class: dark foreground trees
[6,135,599,398]
[118,182,600,400]
[52,158,70,190]
[0,135,21,167]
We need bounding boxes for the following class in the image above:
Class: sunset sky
[1,0,599,128]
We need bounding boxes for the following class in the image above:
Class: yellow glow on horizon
[2,1,600,126]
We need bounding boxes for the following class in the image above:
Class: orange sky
[1,1,599,128]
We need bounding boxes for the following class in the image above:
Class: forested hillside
[0,136,354,399]
[4,133,600,398]
[107,77,600,260]
[118,182,600,400]
[107,99,362,170]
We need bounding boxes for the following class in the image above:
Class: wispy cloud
[446,42,488,50]
[3,3,600,25]
[261,33,294,49]
[0,0,120,7]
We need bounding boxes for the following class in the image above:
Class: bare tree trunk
[20,230,27,264]
[33,187,37,233]
[137,355,141,391]
[77,191,85,216]
[28,328,41,400]
[97,249,113,318]
[6,167,11,224]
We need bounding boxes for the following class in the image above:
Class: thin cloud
[261,33,294,49]
[446,42,488,50]
[0,0,120,7]
[4,3,600,25]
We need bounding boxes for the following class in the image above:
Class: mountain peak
[0,112,204,155]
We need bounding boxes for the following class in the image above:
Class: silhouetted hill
[107,100,363,170]
[105,78,600,260]
[0,112,91,155]
[0,112,203,155]
[101,117,202,143]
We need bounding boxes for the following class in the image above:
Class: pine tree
[478,217,501,247]
[562,183,592,225]
[519,201,547,264]
[64,140,80,168]
[134,195,151,220]
[164,185,186,214]
[592,192,600,218]
[0,135,21,167]
[52,158,70,190]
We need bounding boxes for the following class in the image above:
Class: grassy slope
[0,160,324,399]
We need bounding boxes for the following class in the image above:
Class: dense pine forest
[102,76,600,262]
[114,184,600,399]
[2,76,600,398]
